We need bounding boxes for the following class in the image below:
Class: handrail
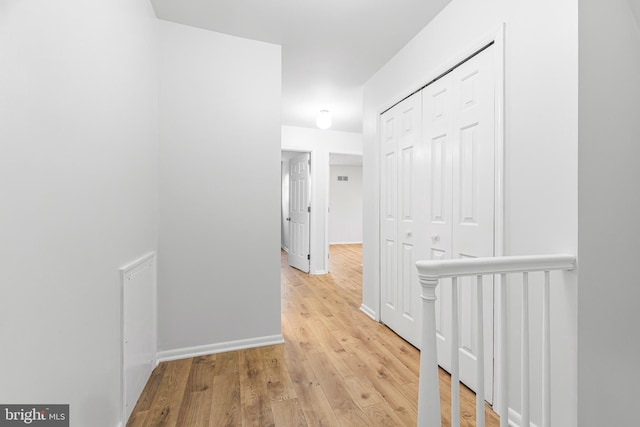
[416,254,576,280]
[415,253,576,427]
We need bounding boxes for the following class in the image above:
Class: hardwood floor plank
[287,359,339,427]
[132,362,167,412]
[239,348,275,427]
[140,358,192,427]
[175,356,216,427]
[303,317,346,356]
[214,351,239,376]
[342,347,419,426]
[260,345,297,402]
[270,398,308,427]
[306,352,370,427]
[209,374,241,427]
[363,401,407,426]
[126,410,148,427]
[342,374,386,409]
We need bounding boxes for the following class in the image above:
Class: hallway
[128,245,499,426]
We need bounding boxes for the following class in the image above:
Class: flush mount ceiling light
[316,109,332,130]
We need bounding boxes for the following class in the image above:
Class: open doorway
[328,153,363,273]
[281,145,363,276]
[329,153,363,244]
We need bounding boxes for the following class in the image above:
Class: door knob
[431,234,440,242]
[286,217,291,221]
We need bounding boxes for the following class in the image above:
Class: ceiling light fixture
[316,110,332,130]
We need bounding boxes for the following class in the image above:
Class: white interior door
[424,45,496,402]
[380,92,425,348]
[289,153,310,273]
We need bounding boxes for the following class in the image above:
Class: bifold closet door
[380,92,425,348]
[424,44,496,402]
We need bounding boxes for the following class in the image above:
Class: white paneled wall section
[121,252,157,423]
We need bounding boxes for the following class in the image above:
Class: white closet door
[423,44,496,402]
[380,92,424,348]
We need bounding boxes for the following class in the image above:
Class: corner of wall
[359,304,377,321]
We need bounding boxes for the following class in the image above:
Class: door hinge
[308,206,311,213]
[307,254,310,260]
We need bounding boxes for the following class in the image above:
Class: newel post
[417,275,442,427]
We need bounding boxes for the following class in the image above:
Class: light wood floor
[128,244,500,426]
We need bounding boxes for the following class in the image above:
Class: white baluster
[476,275,485,427]
[499,273,509,427]
[451,277,460,427]
[521,272,530,427]
[418,277,442,427]
[542,271,551,427]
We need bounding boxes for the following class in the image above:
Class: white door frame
[376,23,506,410]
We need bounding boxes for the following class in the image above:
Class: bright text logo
[0,405,68,426]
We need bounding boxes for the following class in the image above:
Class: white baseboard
[116,422,124,427]
[508,408,540,427]
[310,269,328,275]
[330,241,363,245]
[157,334,285,363]
[359,304,377,321]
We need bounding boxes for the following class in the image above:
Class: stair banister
[415,254,576,427]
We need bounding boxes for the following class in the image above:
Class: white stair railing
[415,254,576,427]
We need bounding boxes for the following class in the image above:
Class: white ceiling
[151,0,452,133]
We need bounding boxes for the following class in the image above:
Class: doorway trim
[374,23,506,410]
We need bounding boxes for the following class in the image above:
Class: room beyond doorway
[281,149,363,275]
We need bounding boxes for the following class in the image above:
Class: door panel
[423,72,455,370]
[423,45,496,402]
[450,46,495,401]
[289,153,310,273]
[380,92,424,348]
[381,114,398,318]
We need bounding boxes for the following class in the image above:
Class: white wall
[578,1,640,426]
[362,1,578,426]
[282,126,363,273]
[158,21,282,355]
[329,165,363,244]
[0,1,159,426]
